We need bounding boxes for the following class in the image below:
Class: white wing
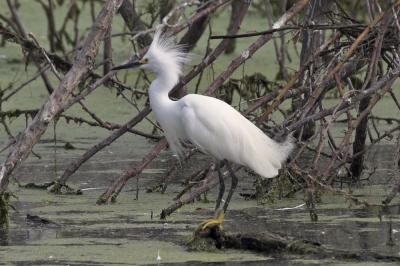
[178,94,293,178]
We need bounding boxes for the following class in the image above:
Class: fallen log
[188,223,400,262]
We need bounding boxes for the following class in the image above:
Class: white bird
[113,29,294,213]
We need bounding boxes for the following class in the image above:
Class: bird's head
[112,28,188,77]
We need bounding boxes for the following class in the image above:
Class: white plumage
[179,94,293,178]
[113,29,294,210]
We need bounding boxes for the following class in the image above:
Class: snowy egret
[113,29,294,215]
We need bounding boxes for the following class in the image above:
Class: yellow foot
[197,209,225,231]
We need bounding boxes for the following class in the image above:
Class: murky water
[0,134,399,265]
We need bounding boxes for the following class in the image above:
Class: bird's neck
[148,71,179,110]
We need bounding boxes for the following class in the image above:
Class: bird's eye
[139,58,148,64]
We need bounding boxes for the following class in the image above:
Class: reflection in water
[0,228,9,246]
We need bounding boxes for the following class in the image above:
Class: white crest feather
[147,28,189,76]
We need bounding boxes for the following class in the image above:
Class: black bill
[112,60,141,70]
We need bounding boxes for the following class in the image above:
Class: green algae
[291,259,399,266]
[2,167,400,265]
[0,238,267,265]
[1,184,269,265]
[3,176,397,264]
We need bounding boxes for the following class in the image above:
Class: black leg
[215,160,225,210]
[223,161,238,212]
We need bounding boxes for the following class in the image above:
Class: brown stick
[178,0,211,52]
[287,66,400,133]
[169,0,231,35]
[256,32,341,123]
[0,23,142,100]
[118,0,152,47]
[204,0,310,96]
[0,0,124,193]
[7,0,55,94]
[6,0,27,38]
[58,106,151,185]
[350,12,390,181]
[160,165,219,219]
[322,71,400,180]
[103,25,112,75]
[97,139,169,204]
[300,1,400,120]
